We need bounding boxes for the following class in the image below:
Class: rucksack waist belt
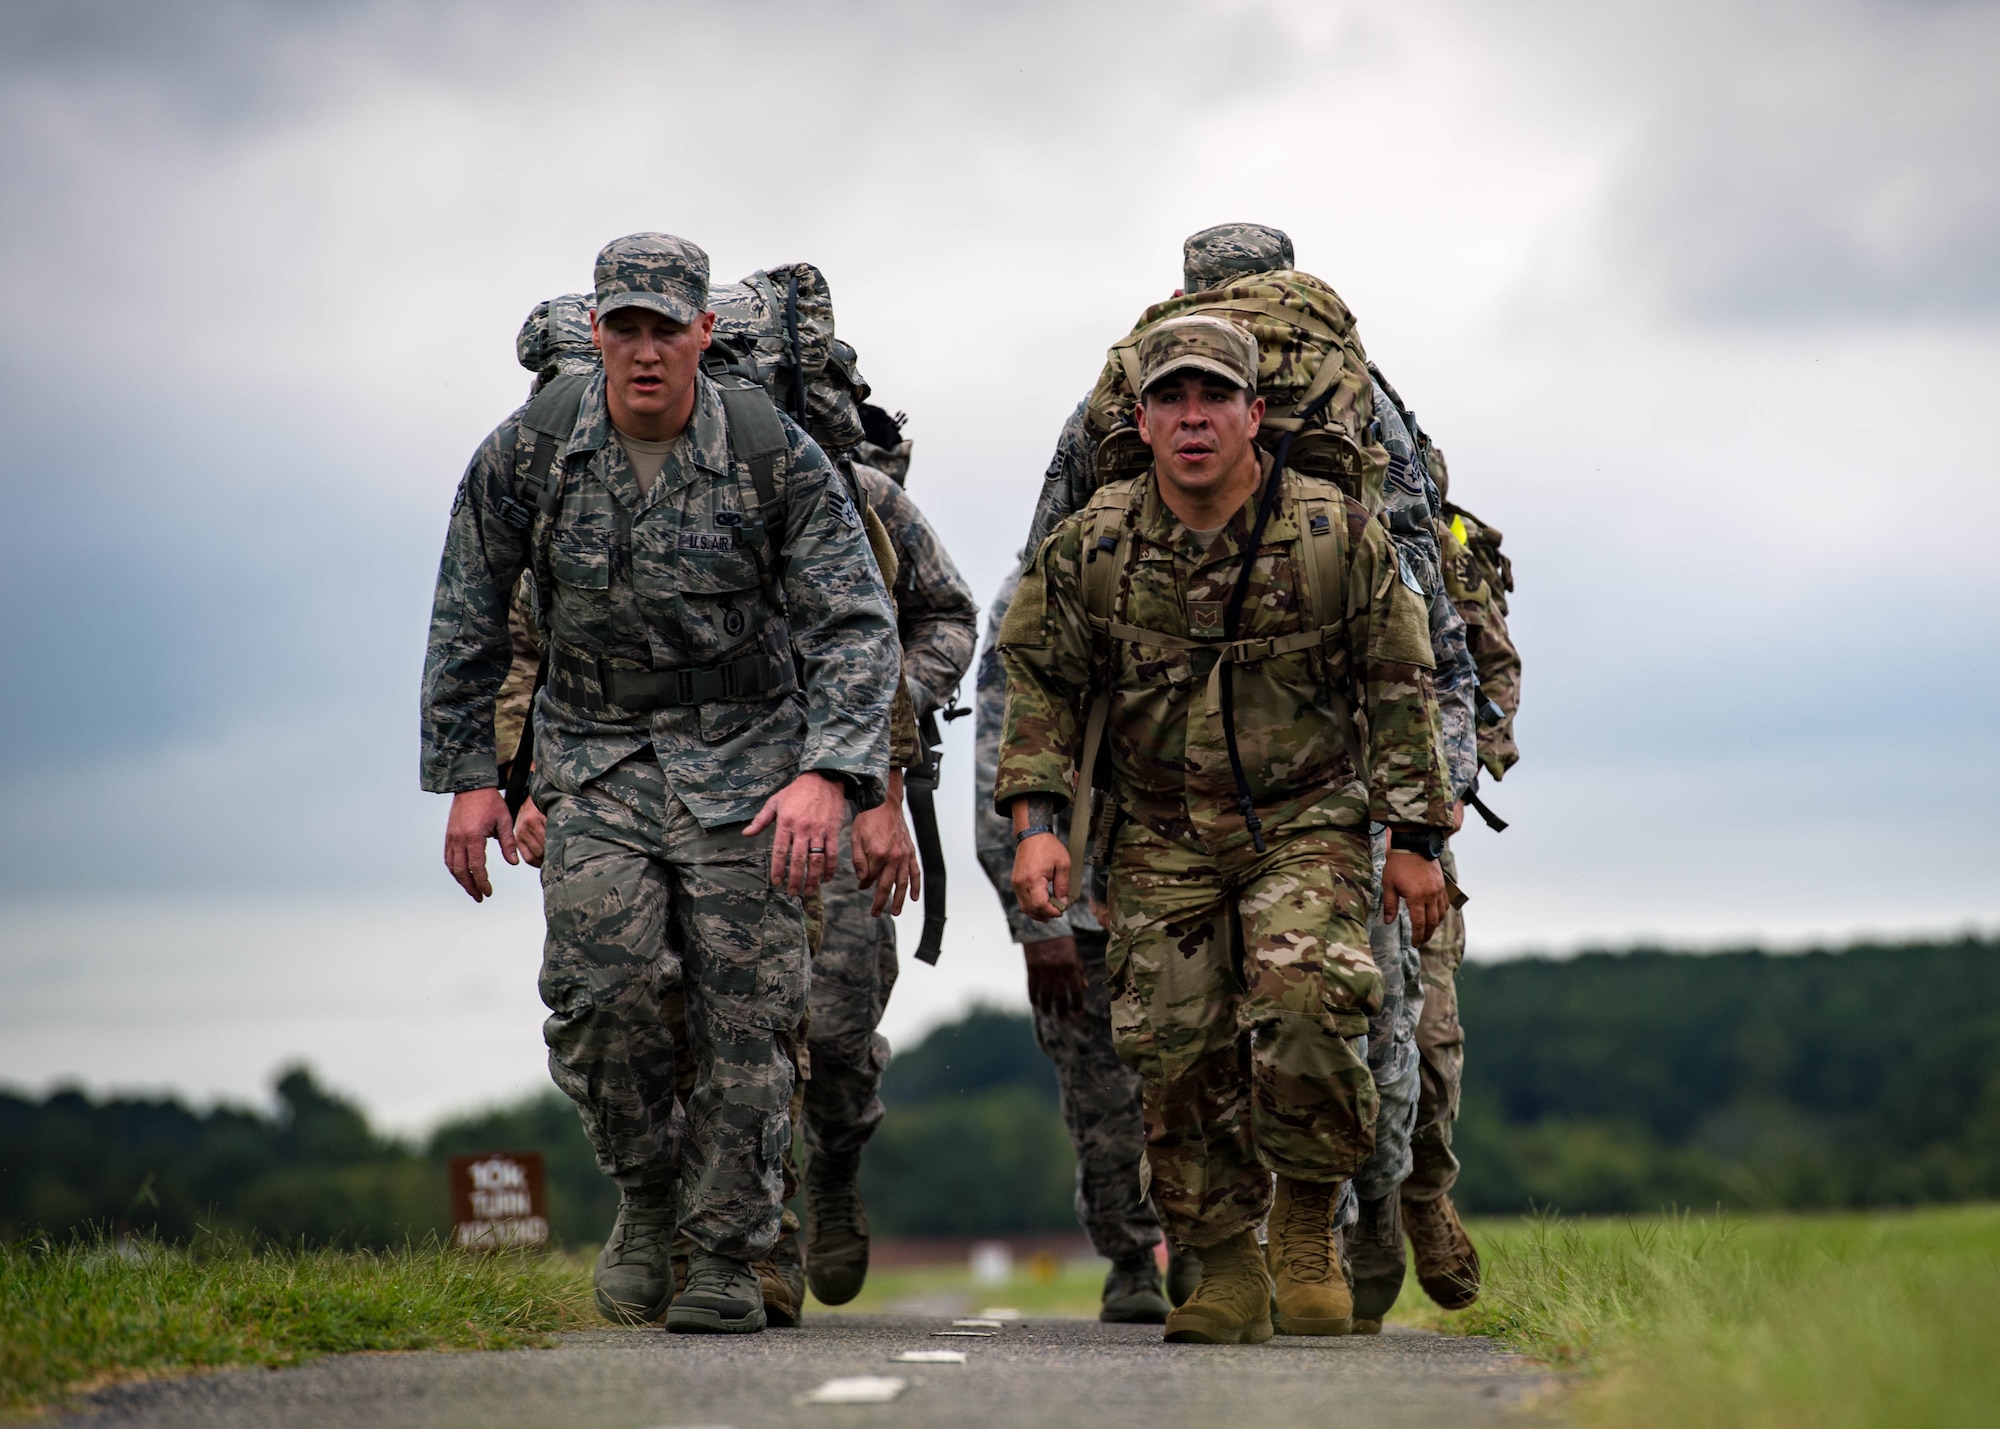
[549,641,790,714]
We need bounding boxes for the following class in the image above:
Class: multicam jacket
[422,370,898,824]
[995,460,1454,855]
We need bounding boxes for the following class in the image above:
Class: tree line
[4,935,1995,1245]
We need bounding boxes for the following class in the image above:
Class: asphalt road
[59,1317,1558,1429]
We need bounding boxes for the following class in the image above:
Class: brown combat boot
[1162,1230,1274,1344]
[1265,1176,1353,1335]
[757,1210,807,1327]
[1401,1190,1480,1310]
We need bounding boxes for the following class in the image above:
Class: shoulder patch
[826,485,862,531]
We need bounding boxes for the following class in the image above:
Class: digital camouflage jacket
[850,460,977,719]
[996,463,1454,854]
[422,370,899,824]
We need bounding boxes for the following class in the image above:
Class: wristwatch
[1388,827,1445,860]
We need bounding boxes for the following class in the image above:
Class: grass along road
[0,1237,593,1420]
[9,1207,1998,1424]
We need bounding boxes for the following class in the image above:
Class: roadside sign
[448,1150,550,1250]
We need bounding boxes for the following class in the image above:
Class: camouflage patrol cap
[516,292,594,373]
[1182,223,1294,292]
[1136,314,1258,395]
[593,232,709,324]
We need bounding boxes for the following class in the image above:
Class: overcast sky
[2,0,1995,1131]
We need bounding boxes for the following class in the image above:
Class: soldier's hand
[516,796,547,869]
[747,770,847,898]
[1023,936,1087,1020]
[1382,848,1448,946]
[444,787,518,903]
[1012,832,1071,922]
[853,795,920,917]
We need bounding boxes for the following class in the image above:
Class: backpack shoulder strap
[1067,477,1141,877]
[503,372,590,527]
[711,375,792,598]
[1287,469,1370,781]
[1078,477,1141,631]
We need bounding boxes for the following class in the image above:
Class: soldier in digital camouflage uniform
[493,294,820,1327]
[424,234,898,1336]
[998,316,1454,1344]
[798,387,979,1307]
[1018,223,1488,1320]
[974,562,1200,1323]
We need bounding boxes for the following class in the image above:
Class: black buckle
[496,494,535,530]
[674,669,696,706]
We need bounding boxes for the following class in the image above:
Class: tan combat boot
[1401,1190,1481,1310]
[1162,1231,1274,1344]
[756,1210,807,1328]
[1265,1176,1354,1335]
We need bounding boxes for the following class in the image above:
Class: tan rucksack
[1082,271,1389,513]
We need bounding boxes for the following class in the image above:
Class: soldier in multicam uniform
[798,393,979,1308]
[423,234,898,1336]
[972,562,1199,1324]
[1020,223,1490,1322]
[998,316,1455,1344]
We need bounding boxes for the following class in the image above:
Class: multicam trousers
[802,806,899,1165]
[1353,826,1426,1204]
[536,752,807,1262]
[1106,820,1382,1249]
[1406,844,1465,1203]
[1031,928,1163,1262]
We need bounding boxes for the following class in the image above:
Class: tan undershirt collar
[614,428,676,497]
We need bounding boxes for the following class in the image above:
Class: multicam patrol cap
[593,233,710,324]
[1182,222,1294,292]
[1136,314,1258,395]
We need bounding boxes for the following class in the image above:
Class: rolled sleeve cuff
[990,768,1074,820]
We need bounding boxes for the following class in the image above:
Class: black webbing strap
[1217,386,1340,854]
[906,708,953,965]
[548,641,789,714]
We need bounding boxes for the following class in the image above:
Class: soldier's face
[1136,372,1264,497]
[592,307,715,427]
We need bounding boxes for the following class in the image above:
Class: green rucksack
[1082,270,1389,513]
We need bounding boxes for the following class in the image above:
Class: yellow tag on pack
[1449,513,1469,547]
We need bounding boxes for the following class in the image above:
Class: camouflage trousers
[1106,820,1381,1250]
[1406,844,1465,1203]
[1352,826,1426,1204]
[1030,928,1163,1262]
[537,752,807,1262]
[802,806,899,1165]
